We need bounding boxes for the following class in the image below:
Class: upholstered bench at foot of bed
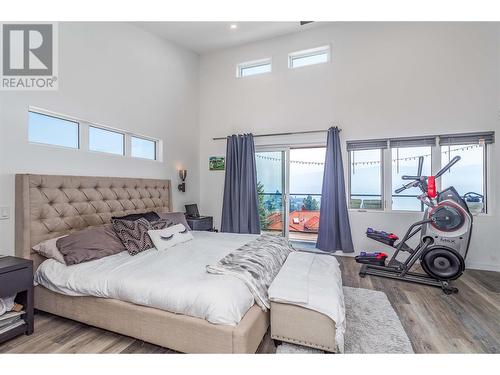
[270,301,337,353]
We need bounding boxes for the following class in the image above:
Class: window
[131,136,156,160]
[288,45,330,69]
[28,108,161,161]
[347,132,492,213]
[28,111,79,149]
[392,147,432,211]
[237,58,272,78]
[441,144,486,213]
[349,149,383,210]
[88,126,124,156]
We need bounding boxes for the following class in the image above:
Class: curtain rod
[212,128,340,141]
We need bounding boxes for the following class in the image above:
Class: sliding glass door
[255,150,288,237]
[288,147,325,242]
[255,146,326,242]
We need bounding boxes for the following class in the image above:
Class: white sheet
[268,251,346,352]
[34,231,258,325]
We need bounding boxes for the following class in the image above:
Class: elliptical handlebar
[417,155,424,177]
[394,181,420,194]
[394,155,461,195]
[435,156,461,179]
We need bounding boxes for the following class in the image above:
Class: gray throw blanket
[206,235,294,311]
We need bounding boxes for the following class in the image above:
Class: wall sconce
[178,170,187,192]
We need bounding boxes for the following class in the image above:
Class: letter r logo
[2,24,53,76]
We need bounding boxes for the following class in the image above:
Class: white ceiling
[135,22,330,54]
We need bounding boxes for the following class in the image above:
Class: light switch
[0,207,10,220]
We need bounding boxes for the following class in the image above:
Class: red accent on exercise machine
[427,176,437,198]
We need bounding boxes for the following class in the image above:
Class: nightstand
[0,256,34,344]
[185,216,216,231]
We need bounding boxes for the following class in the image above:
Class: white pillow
[32,236,67,264]
[148,224,194,251]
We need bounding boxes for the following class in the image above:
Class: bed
[15,174,269,353]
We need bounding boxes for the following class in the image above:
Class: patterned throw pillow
[112,218,171,256]
[151,219,172,230]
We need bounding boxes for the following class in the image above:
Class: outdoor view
[392,146,432,211]
[350,144,485,213]
[349,149,382,209]
[256,148,326,242]
[256,144,485,243]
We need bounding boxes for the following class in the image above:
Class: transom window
[28,111,79,149]
[89,126,124,156]
[28,108,160,161]
[237,58,272,78]
[288,45,330,69]
[131,136,157,160]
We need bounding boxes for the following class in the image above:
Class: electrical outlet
[0,207,10,220]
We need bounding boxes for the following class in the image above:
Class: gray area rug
[276,286,414,354]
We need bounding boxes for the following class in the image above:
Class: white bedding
[34,231,259,325]
[268,251,346,352]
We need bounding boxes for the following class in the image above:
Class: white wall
[199,22,500,271]
[0,22,200,255]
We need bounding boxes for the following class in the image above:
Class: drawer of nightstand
[0,267,32,296]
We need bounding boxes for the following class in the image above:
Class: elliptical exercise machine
[356,155,473,294]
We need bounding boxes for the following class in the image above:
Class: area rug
[276,286,414,354]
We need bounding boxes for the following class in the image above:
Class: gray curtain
[221,134,261,234]
[316,127,354,253]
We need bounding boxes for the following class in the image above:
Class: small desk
[185,216,216,232]
[0,256,34,344]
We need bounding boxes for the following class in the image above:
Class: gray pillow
[56,224,126,265]
[112,218,170,256]
[158,212,191,230]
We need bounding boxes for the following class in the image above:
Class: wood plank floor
[0,257,498,354]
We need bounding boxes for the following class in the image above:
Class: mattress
[34,231,259,325]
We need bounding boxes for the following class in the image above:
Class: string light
[255,145,479,167]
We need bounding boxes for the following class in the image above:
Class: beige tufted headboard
[15,174,172,267]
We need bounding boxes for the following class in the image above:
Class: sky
[256,148,326,194]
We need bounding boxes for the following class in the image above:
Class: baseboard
[465,262,500,273]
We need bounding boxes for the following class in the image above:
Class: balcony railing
[350,193,425,211]
[258,192,321,239]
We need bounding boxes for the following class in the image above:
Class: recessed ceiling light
[230,24,238,30]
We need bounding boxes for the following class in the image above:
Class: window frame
[236,58,272,78]
[347,136,491,215]
[348,148,385,211]
[27,107,161,162]
[390,146,433,213]
[131,135,158,161]
[28,110,81,150]
[438,143,489,215]
[288,45,331,69]
[88,125,126,156]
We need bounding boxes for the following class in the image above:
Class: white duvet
[34,231,259,325]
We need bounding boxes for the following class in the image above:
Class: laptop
[185,204,201,218]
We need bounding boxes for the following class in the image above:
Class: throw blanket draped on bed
[206,235,294,311]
